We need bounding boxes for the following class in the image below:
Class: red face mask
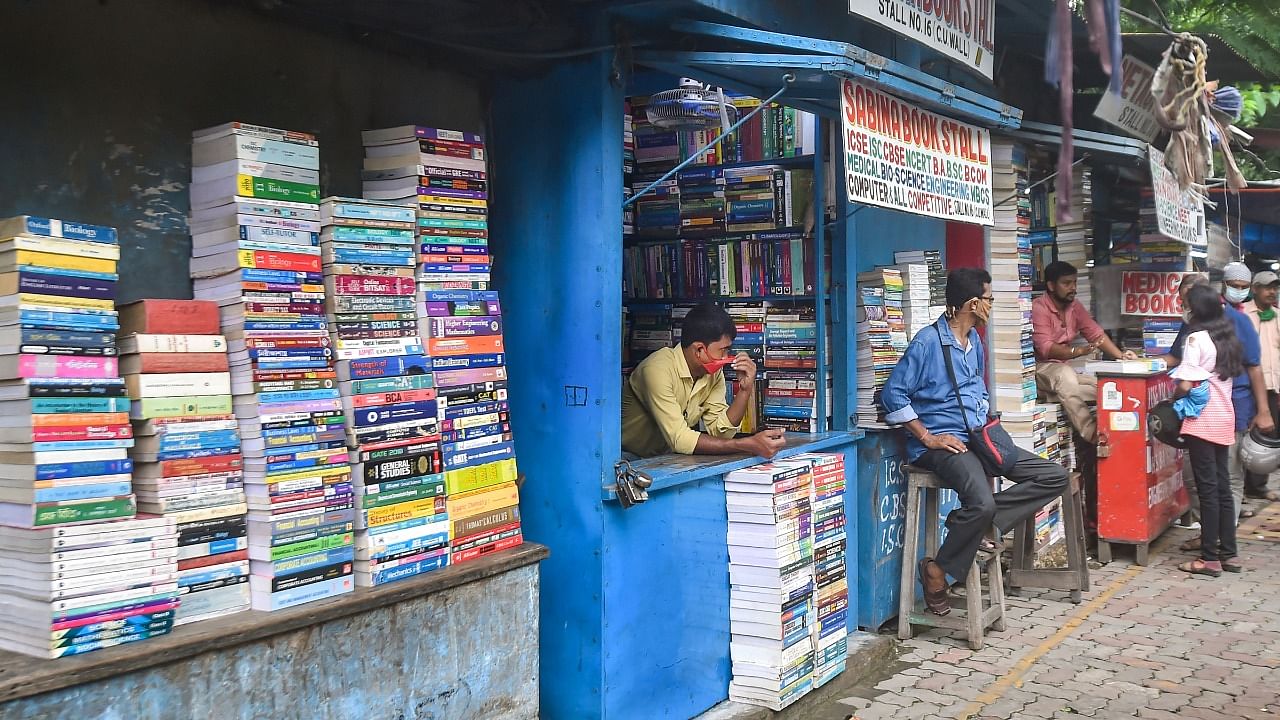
[701,356,736,374]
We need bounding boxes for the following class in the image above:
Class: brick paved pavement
[815,504,1280,720]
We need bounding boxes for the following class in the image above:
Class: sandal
[1244,490,1280,501]
[1241,509,1257,520]
[1178,559,1223,577]
[1179,535,1202,552]
[918,558,951,616]
[1222,557,1244,573]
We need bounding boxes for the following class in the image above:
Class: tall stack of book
[726,460,816,711]
[990,140,1037,414]
[623,303,673,373]
[383,127,524,566]
[188,122,354,611]
[853,273,895,428]
[796,452,848,688]
[726,301,766,434]
[1055,165,1094,311]
[119,300,249,625]
[895,263,932,340]
[319,194,440,589]
[763,302,829,433]
[0,215,176,658]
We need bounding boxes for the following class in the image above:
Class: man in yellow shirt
[622,302,786,459]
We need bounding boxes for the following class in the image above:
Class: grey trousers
[917,447,1069,582]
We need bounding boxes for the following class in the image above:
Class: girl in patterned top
[1174,284,1246,576]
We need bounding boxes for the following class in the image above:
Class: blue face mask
[1225,286,1251,304]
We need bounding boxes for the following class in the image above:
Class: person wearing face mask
[1241,270,1280,503]
[1163,269,1274,543]
[621,301,786,459]
[882,268,1068,615]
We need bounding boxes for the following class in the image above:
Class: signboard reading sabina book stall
[840,78,994,226]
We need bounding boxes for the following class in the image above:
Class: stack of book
[678,168,727,238]
[119,300,249,625]
[989,140,1037,414]
[622,232,815,300]
[1055,165,1094,312]
[762,302,829,433]
[1003,406,1048,460]
[893,250,945,318]
[359,125,487,207]
[853,272,899,428]
[319,193,439,588]
[0,215,174,658]
[724,166,814,232]
[797,452,848,687]
[188,121,354,611]
[726,459,816,711]
[623,101,636,238]
[623,303,673,371]
[1143,318,1182,357]
[725,301,766,434]
[895,263,932,340]
[378,126,524,566]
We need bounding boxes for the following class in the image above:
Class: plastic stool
[897,465,1006,650]
[1007,472,1091,603]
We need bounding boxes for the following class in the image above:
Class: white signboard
[840,78,994,226]
[1148,146,1207,246]
[848,0,996,79]
[1093,55,1159,141]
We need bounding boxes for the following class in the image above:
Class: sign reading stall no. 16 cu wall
[840,78,994,226]
[849,0,996,79]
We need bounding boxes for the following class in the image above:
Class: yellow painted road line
[952,563,1145,720]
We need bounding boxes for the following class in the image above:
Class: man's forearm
[693,433,749,455]
[902,419,930,441]
[1250,366,1271,421]
[1044,343,1081,361]
[1098,336,1125,359]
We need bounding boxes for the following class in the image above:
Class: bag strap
[936,323,974,429]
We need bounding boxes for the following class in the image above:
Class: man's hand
[743,429,786,458]
[1253,409,1276,435]
[732,353,758,391]
[921,432,968,454]
[1120,350,1139,360]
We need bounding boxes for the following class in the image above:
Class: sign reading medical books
[1148,145,1207,246]
[1121,271,1192,317]
[848,0,996,79]
[1093,55,1159,142]
[840,78,993,226]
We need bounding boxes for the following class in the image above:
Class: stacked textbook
[120,300,249,624]
[990,140,1037,415]
[0,215,180,658]
[727,459,817,710]
[189,122,354,611]
[319,194,445,587]
[798,452,848,687]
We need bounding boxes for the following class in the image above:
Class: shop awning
[634,20,1023,129]
[1003,120,1149,162]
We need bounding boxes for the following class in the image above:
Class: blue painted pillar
[490,52,623,720]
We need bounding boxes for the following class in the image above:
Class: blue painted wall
[491,52,623,720]
[853,208,948,270]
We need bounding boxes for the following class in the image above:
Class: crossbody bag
[936,324,1020,476]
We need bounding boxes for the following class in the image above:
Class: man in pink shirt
[1032,261,1136,444]
[1241,270,1280,503]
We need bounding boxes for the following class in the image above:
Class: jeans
[916,447,1068,582]
[1184,435,1238,562]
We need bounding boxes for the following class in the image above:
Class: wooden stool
[897,465,1006,650]
[1007,472,1091,603]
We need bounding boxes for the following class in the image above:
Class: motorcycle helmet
[1148,400,1186,449]
[1240,427,1280,475]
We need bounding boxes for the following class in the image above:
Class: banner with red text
[840,78,993,226]
[848,0,996,79]
[1121,271,1192,317]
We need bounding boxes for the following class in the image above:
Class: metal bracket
[613,460,653,508]
[939,84,956,107]
[862,53,886,81]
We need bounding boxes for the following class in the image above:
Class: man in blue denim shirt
[882,268,1068,615]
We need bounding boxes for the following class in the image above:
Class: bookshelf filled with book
[622,93,833,437]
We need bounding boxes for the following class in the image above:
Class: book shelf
[623,94,832,435]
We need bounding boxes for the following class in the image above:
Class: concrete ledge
[694,631,896,720]
[0,542,548,704]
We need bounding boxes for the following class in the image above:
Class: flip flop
[1179,535,1202,552]
[918,558,951,616]
[1178,559,1222,577]
[1244,490,1280,501]
[1241,509,1257,519]
[1223,558,1244,573]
